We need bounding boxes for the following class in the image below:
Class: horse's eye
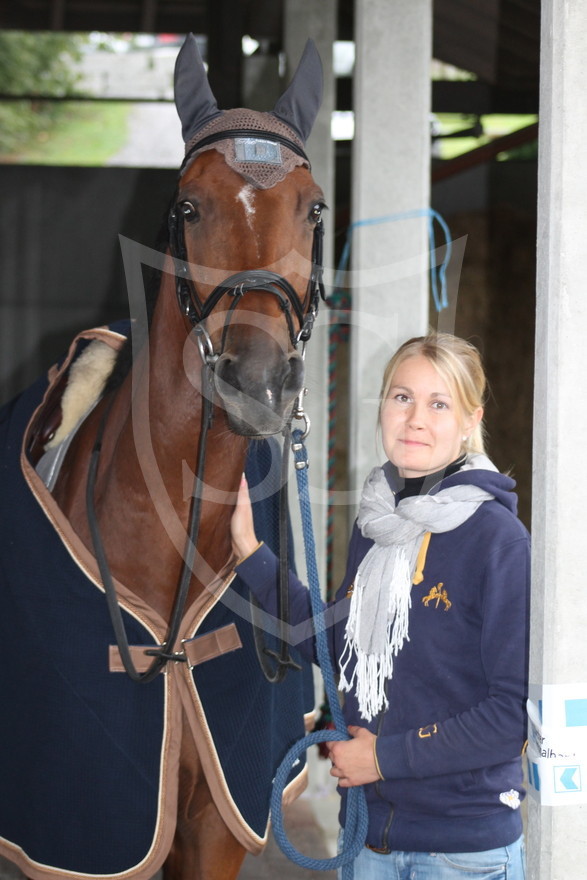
[309,203,323,223]
[180,201,199,221]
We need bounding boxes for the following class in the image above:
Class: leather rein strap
[167,127,325,683]
[86,367,216,684]
[86,126,324,684]
[250,417,302,684]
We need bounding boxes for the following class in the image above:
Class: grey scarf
[339,455,496,720]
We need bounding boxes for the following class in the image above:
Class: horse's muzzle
[213,349,304,436]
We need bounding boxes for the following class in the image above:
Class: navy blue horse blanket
[0,326,313,880]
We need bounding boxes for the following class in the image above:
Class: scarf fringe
[339,551,412,721]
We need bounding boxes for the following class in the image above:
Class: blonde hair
[378,332,488,455]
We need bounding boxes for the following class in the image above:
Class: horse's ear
[272,39,323,144]
[174,33,221,143]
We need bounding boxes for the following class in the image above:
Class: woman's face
[380,355,482,478]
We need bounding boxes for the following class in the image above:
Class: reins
[86,125,325,683]
[250,416,302,683]
[86,365,216,683]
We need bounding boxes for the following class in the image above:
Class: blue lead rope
[269,428,369,876]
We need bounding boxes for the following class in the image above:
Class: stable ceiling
[0,0,541,112]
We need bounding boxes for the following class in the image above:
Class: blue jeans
[337,835,526,880]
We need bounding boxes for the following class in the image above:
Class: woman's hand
[230,474,260,561]
[327,726,381,787]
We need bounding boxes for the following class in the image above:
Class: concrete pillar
[527,0,587,877]
[349,0,431,496]
[282,1,337,836]
[283,0,336,592]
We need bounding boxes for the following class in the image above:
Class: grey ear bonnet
[174,34,323,189]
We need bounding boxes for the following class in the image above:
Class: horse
[0,35,325,880]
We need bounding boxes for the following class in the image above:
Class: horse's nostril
[215,355,241,394]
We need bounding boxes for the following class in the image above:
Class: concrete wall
[0,165,175,404]
[431,160,537,527]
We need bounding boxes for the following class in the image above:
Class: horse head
[170,35,325,437]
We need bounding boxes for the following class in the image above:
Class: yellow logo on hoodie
[422,583,452,611]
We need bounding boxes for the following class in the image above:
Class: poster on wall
[526,683,587,806]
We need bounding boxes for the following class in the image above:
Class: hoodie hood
[436,459,518,516]
[383,454,518,517]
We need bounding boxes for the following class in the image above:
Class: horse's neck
[117,304,248,604]
[59,293,248,620]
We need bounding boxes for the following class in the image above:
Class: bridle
[168,128,324,363]
[87,126,325,684]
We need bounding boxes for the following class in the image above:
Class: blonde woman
[231,333,529,880]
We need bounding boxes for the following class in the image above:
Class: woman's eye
[394,394,411,404]
[180,201,199,221]
[431,400,448,410]
[309,203,323,223]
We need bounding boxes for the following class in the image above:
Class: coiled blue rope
[333,208,452,313]
[269,428,369,877]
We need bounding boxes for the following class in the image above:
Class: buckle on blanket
[108,645,188,673]
[109,624,242,673]
[144,648,188,663]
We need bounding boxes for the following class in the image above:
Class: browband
[180,127,310,176]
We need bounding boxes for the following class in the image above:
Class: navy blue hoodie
[235,461,530,854]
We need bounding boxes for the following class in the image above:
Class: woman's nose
[406,402,425,426]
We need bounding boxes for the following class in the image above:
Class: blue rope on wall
[333,208,452,312]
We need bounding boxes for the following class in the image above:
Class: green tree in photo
[0,31,83,155]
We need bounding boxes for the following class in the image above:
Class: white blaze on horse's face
[236,185,260,257]
[236,185,256,224]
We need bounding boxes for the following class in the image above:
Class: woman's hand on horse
[327,725,381,787]
[231,475,261,562]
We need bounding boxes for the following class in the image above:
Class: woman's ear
[463,406,484,438]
